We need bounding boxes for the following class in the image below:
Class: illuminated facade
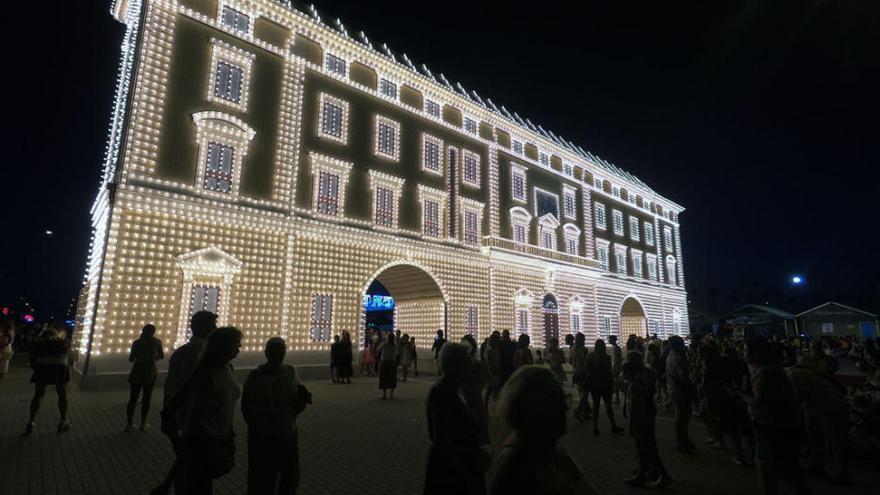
[75,0,688,376]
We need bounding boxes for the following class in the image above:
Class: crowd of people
[5,308,880,495]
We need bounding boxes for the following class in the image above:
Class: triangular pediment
[177,247,242,275]
[537,213,560,228]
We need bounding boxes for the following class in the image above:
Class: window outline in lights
[206,38,255,113]
[317,93,350,144]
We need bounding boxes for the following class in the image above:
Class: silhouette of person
[585,339,624,435]
[163,326,242,494]
[622,351,672,488]
[424,343,487,495]
[489,366,592,494]
[336,330,353,384]
[126,324,165,431]
[242,337,309,495]
[24,324,72,435]
[153,311,217,495]
[377,332,399,399]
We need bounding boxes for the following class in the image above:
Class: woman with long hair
[162,327,242,494]
[376,332,398,399]
[24,324,71,435]
[585,339,623,436]
[126,324,165,431]
[571,333,591,422]
[336,330,353,384]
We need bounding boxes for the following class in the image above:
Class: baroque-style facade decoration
[74,0,688,376]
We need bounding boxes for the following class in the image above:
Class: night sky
[4,0,879,319]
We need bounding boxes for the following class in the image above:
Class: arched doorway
[620,297,647,338]
[361,262,447,351]
[542,294,560,347]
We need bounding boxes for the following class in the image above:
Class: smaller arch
[542,293,558,311]
[514,288,535,306]
[191,111,256,141]
[562,223,581,236]
[509,206,532,222]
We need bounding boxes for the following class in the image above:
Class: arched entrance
[542,294,560,346]
[361,262,447,350]
[620,297,647,338]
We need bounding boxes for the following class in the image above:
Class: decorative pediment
[562,222,581,236]
[192,111,256,142]
[509,206,532,222]
[537,213,560,228]
[177,247,243,276]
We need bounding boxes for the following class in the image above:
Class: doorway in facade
[361,263,447,352]
[542,294,560,347]
[620,297,647,338]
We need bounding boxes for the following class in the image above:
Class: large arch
[619,296,648,338]
[359,261,447,350]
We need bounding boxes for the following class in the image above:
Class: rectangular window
[564,189,576,218]
[603,316,612,335]
[310,294,333,342]
[425,99,440,117]
[204,142,234,193]
[214,61,243,103]
[221,6,249,32]
[423,199,440,237]
[645,223,655,246]
[462,151,480,187]
[563,163,574,176]
[570,313,581,333]
[647,257,657,280]
[664,226,674,251]
[633,254,643,278]
[511,168,527,202]
[423,135,442,173]
[597,245,609,270]
[539,152,549,166]
[667,259,677,285]
[325,53,347,76]
[594,202,606,229]
[466,306,479,336]
[516,308,529,334]
[320,97,345,140]
[535,189,559,219]
[464,117,477,134]
[317,172,340,216]
[593,177,603,189]
[463,210,479,246]
[616,250,627,275]
[512,140,523,155]
[375,117,398,160]
[629,216,640,241]
[542,231,554,250]
[566,238,577,255]
[375,187,394,227]
[612,186,621,197]
[613,210,624,236]
[379,78,397,99]
[190,285,220,315]
[513,224,527,244]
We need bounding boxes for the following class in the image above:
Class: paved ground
[1,360,877,495]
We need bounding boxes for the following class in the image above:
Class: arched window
[514,288,534,335]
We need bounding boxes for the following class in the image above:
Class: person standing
[126,324,165,431]
[162,327,243,495]
[424,343,487,495]
[622,351,672,488]
[585,339,624,435]
[24,325,72,434]
[400,334,413,382]
[731,337,810,495]
[336,331,353,384]
[377,332,399,399]
[571,333,591,422]
[666,335,696,453]
[242,337,311,495]
[432,329,447,374]
[514,334,533,369]
[0,316,15,383]
[499,330,517,387]
[484,331,502,405]
[410,337,419,377]
[489,366,591,495]
[362,335,376,377]
[547,338,567,384]
[329,334,340,383]
[609,335,623,404]
[153,310,217,495]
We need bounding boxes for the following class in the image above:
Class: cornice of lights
[317,93,349,144]
[206,38,256,113]
[194,0,686,215]
[484,237,600,273]
[176,3,286,56]
[373,114,401,162]
[460,149,482,189]
[421,133,445,176]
